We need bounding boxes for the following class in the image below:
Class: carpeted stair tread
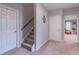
[21,43,32,51]
[21,28,34,51]
[22,42,32,47]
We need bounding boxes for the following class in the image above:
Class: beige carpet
[3,40,79,55]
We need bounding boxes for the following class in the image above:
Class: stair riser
[32,30,34,32]
[24,40,34,45]
[29,35,34,38]
[30,33,34,35]
[28,36,34,39]
[31,31,34,33]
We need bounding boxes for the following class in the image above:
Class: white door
[0,7,2,54]
[7,9,17,51]
[1,7,7,53]
[0,6,17,54]
[49,15,62,41]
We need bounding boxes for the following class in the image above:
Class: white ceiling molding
[42,3,79,11]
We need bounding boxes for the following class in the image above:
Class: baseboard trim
[49,39,63,42]
[36,40,48,51]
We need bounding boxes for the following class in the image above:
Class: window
[66,21,72,31]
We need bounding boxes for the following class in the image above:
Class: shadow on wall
[22,3,34,39]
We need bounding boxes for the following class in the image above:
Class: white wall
[49,10,63,41]
[36,4,49,50]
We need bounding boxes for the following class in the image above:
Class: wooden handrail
[21,17,34,30]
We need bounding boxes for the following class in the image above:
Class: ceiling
[43,3,79,11]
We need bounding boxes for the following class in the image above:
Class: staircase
[21,28,34,51]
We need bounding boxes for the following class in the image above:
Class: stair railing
[21,17,34,40]
[21,17,34,30]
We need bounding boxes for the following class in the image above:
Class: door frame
[33,3,36,51]
[63,14,79,43]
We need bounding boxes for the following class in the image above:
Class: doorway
[64,15,78,44]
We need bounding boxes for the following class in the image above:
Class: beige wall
[22,4,34,26]
[36,4,49,50]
